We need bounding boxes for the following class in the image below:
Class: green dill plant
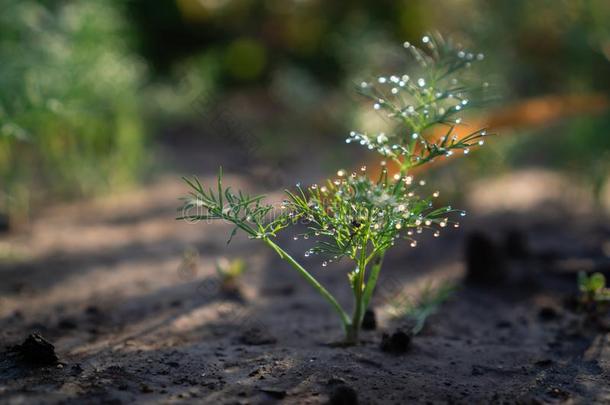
[179,33,492,344]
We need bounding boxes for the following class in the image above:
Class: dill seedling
[179,33,492,343]
[216,257,247,296]
[578,271,610,312]
[388,281,456,336]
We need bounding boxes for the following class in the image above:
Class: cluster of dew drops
[351,35,490,158]
[280,36,488,268]
[282,162,466,268]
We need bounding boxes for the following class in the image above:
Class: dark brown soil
[1,151,609,404]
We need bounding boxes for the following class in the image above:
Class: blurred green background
[2,0,610,222]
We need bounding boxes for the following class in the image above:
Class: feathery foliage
[179,33,492,343]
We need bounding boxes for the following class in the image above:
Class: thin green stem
[263,238,351,329]
[347,249,369,343]
[362,253,384,312]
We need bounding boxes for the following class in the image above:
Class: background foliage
[2,0,610,218]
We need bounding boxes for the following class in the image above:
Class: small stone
[140,383,154,393]
[471,365,485,376]
[380,329,411,354]
[538,306,560,321]
[329,384,358,405]
[12,333,58,366]
[238,326,277,346]
[71,363,84,375]
[361,309,377,330]
[259,387,286,399]
[534,359,554,368]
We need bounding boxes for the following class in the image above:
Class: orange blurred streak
[367,93,610,179]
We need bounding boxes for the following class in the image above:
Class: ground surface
[1,146,610,404]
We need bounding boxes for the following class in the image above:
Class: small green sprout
[215,257,247,296]
[578,271,610,311]
[179,33,491,343]
[388,281,456,335]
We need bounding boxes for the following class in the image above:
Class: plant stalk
[262,238,351,330]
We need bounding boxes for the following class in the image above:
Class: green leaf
[589,273,606,292]
[226,226,238,245]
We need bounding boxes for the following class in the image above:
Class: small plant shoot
[578,271,610,313]
[179,33,492,343]
[388,281,457,336]
[216,257,247,297]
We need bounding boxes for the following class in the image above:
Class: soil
[1,144,610,404]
